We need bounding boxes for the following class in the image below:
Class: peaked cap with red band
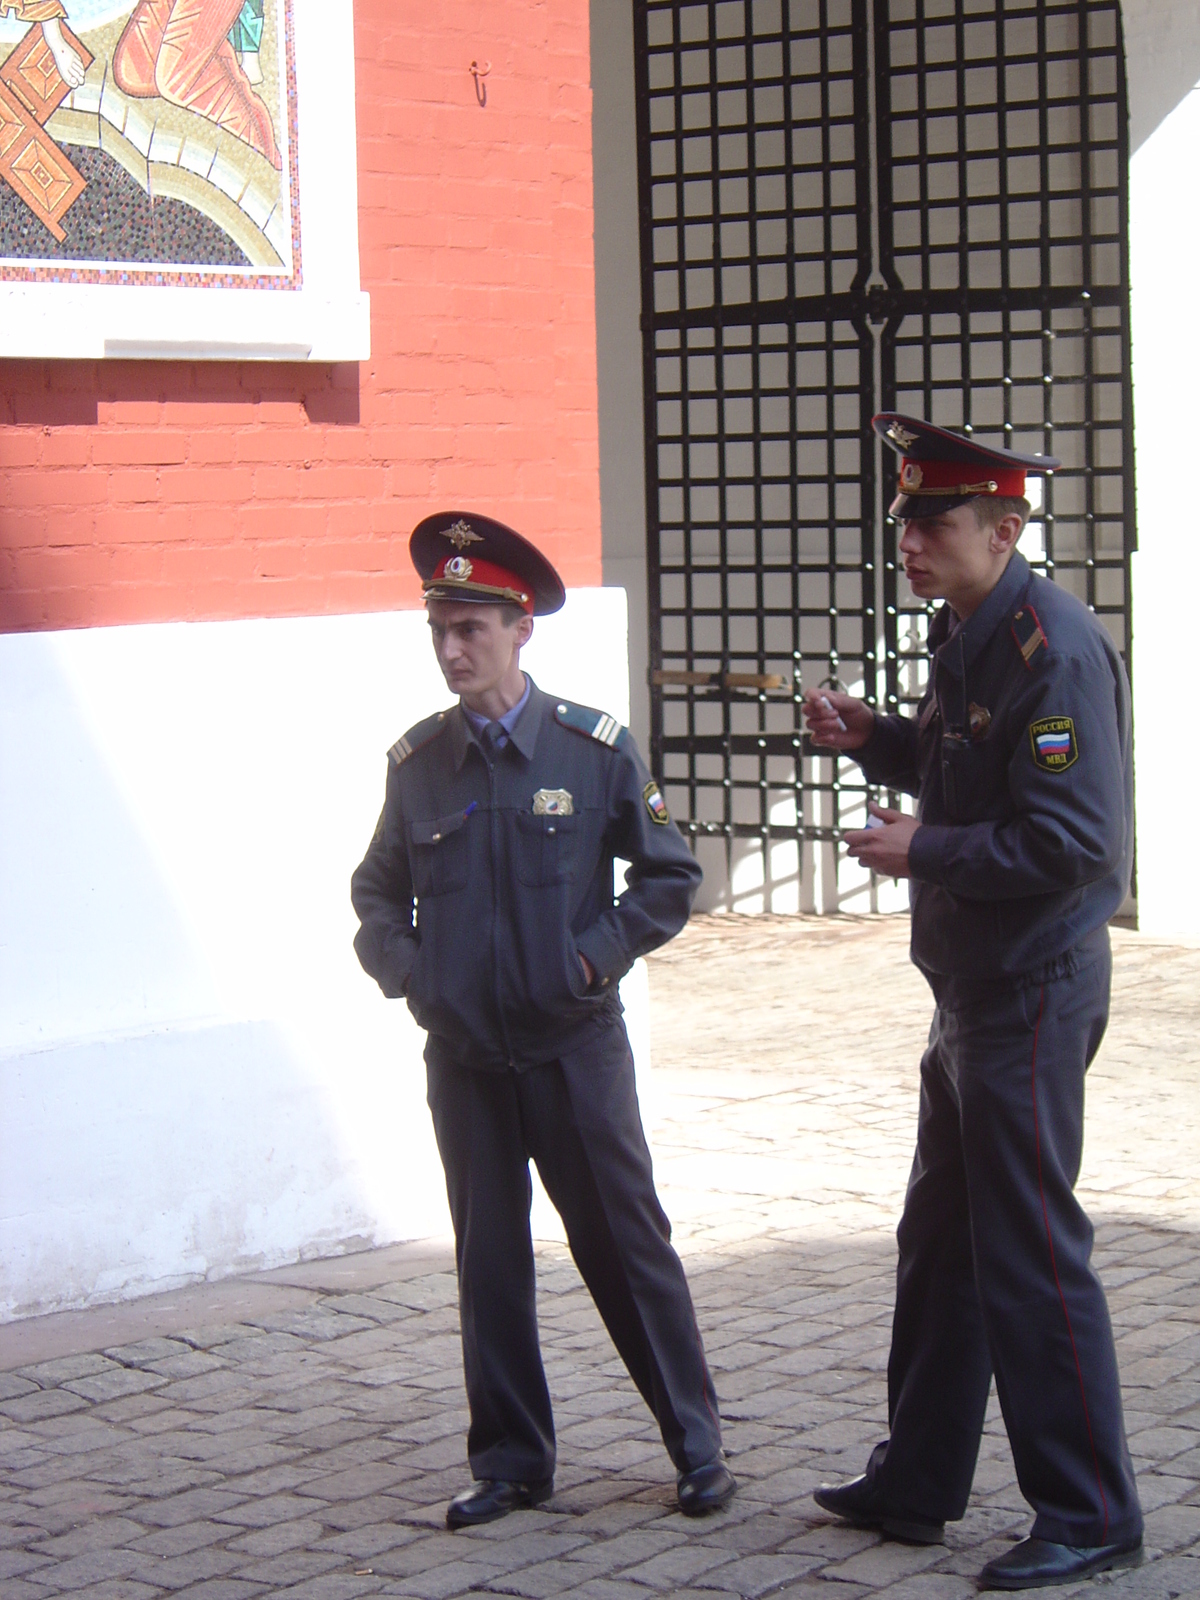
[410,511,566,616]
[873,412,1059,520]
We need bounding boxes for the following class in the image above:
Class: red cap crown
[897,457,1028,499]
[427,553,535,613]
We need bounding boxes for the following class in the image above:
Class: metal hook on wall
[469,60,490,107]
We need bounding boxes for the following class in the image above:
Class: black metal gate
[633,0,1133,912]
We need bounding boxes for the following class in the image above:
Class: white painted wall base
[0,591,648,1321]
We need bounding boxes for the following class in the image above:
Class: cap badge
[444,555,473,580]
[900,461,924,490]
[445,519,484,549]
[887,421,918,449]
[532,788,573,816]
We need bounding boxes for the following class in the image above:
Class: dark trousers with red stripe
[425,1021,723,1485]
[867,939,1142,1547]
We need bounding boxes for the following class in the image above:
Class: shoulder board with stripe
[388,709,450,766]
[1011,604,1049,669]
[553,700,629,752]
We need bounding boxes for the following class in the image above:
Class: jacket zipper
[487,749,517,1068]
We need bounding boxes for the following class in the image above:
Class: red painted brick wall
[0,0,601,632]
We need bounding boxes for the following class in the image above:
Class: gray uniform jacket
[351,679,702,1068]
[856,551,1133,986]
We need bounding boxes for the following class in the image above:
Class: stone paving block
[543,1579,654,1600]
[61,1366,170,1405]
[485,1557,607,1598]
[215,1491,330,1528]
[16,1351,119,1387]
[0,1580,72,1600]
[35,1511,146,1555]
[295,1462,417,1502]
[319,1523,427,1560]
[54,1581,163,1600]
[222,1516,329,1557]
[135,1516,241,1557]
[169,1580,268,1599]
[820,1539,950,1587]
[613,1538,736,1588]
[104,1338,195,1368]
[0,1374,39,1403]
[0,1387,90,1422]
[1108,1552,1200,1597]
[384,1555,521,1598]
[253,1310,379,1343]
[313,1493,413,1533]
[131,1486,251,1527]
[869,1577,976,1598]
[689,1550,825,1595]
[276,1577,388,1599]
[127,1542,244,1588]
[232,1548,349,1585]
[0,1546,54,1579]
[556,1526,688,1574]
[219,1461,325,1499]
[22,1543,147,1589]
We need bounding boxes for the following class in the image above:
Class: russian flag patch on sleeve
[643,781,671,824]
[1029,716,1077,772]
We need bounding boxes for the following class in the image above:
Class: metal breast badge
[532,789,573,816]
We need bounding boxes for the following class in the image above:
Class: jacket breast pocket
[409,810,472,897]
[514,810,580,887]
[941,735,1005,823]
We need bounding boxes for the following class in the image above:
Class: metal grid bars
[875,0,1133,711]
[641,0,868,319]
[636,0,882,912]
[633,0,1134,911]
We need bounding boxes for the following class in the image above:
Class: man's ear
[990,513,1024,556]
[515,614,534,648]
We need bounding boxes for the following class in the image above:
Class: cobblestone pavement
[3,916,1200,1600]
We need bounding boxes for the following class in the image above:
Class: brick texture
[0,0,602,633]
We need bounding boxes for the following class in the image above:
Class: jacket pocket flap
[411,810,471,845]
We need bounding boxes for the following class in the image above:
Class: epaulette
[388,709,450,766]
[1011,604,1049,670]
[553,699,629,752]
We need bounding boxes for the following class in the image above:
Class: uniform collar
[932,550,1030,679]
[449,675,546,769]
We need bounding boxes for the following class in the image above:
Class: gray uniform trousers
[425,1018,723,1484]
[868,938,1142,1547]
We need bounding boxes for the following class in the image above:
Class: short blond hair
[972,495,1030,532]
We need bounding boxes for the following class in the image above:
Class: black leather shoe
[445,1477,553,1529]
[813,1475,944,1545]
[979,1535,1143,1590]
[677,1456,737,1516]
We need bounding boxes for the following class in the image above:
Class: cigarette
[817,694,847,733]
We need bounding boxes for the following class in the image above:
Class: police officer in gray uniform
[804,417,1142,1591]
[352,512,735,1529]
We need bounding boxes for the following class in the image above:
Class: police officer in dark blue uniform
[804,418,1143,1591]
[351,512,735,1529]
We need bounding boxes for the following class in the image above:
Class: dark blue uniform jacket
[351,679,702,1068]
[856,552,1132,987]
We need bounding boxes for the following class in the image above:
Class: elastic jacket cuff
[907,824,949,884]
[575,926,629,992]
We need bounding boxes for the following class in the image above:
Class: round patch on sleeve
[643,780,671,824]
[1029,716,1077,772]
